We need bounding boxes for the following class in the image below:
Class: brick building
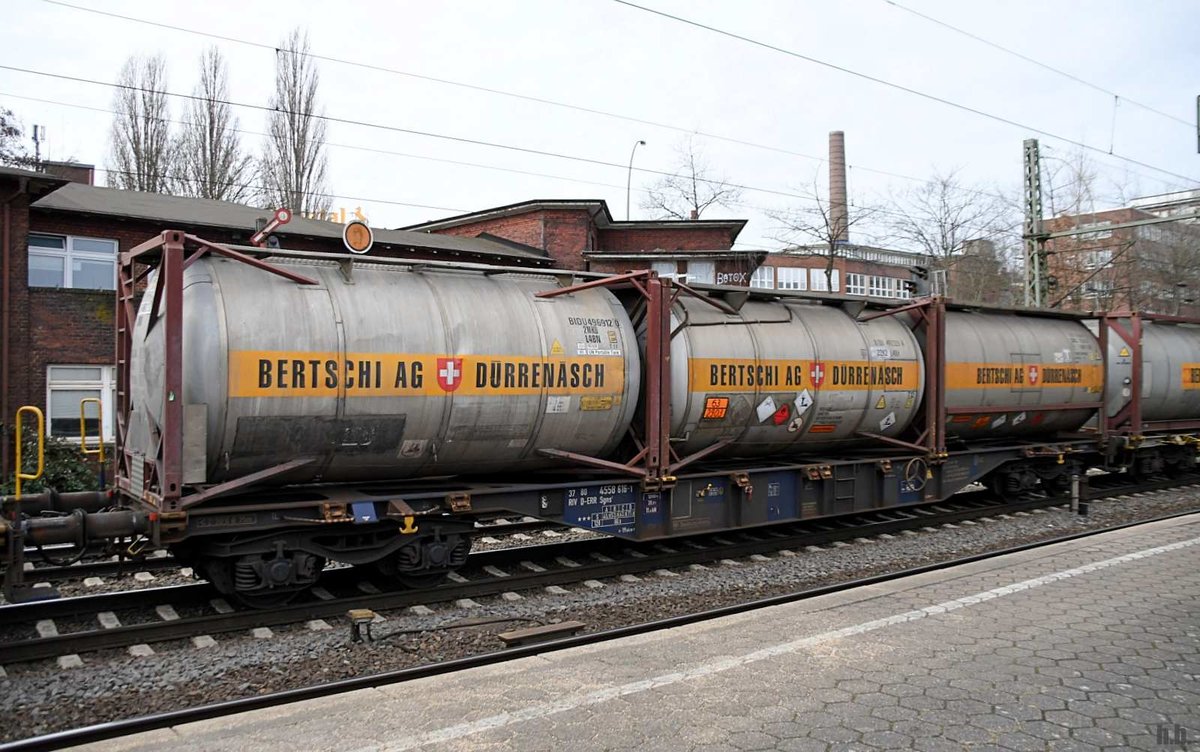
[749,243,925,300]
[1045,192,1200,315]
[402,199,762,285]
[1,172,755,479]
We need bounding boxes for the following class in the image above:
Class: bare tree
[1043,147,1099,218]
[108,54,174,193]
[886,168,1019,303]
[261,29,331,215]
[639,136,742,220]
[174,47,254,202]
[0,107,35,168]
[768,172,883,293]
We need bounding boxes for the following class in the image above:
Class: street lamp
[626,140,646,221]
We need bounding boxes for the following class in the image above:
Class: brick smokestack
[828,131,849,244]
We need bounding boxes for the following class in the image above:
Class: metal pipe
[1,489,112,515]
[20,509,151,547]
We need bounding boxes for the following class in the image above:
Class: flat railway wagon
[4,230,1200,606]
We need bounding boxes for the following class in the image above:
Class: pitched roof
[0,165,69,197]
[401,198,748,243]
[32,183,551,264]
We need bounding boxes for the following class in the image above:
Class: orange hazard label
[701,397,730,420]
[1182,364,1200,390]
[229,351,624,398]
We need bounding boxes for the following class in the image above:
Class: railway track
[3,473,1192,667]
[14,516,566,585]
[9,491,1200,752]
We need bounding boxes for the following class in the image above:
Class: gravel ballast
[2,489,1198,743]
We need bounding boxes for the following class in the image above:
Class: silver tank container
[943,312,1103,438]
[1092,319,1200,421]
[667,297,924,457]
[130,256,641,483]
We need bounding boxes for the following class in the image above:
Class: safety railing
[15,405,45,500]
[79,397,105,463]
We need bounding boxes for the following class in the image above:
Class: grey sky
[4,0,1197,250]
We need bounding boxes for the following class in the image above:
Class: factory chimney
[828,131,849,244]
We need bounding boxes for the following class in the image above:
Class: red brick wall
[435,213,546,248]
[432,210,594,270]
[598,227,732,252]
[428,211,737,272]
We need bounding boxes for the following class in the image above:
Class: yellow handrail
[79,397,105,462]
[15,405,45,500]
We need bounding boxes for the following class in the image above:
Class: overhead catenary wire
[2,83,1024,254]
[21,86,993,242]
[882,0,1193,130]
[608,0,1200,186]
[0,91,661,199]
[88,165,469,214]
[35,0,1042,206]
[0,63,829,205]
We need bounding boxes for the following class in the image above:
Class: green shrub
[1,433,109,495]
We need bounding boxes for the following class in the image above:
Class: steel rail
[2,477,1193,665]
[15,517,566,584]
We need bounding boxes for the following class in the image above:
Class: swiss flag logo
[1027,365,1040,385]
[437,357,463,392]
[809,361,826,389]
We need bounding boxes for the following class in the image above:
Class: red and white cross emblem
[437,357,463,392]
[1027,365,1040,385]
[809,361,826,389]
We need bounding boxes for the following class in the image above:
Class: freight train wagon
[3,231,1199,605]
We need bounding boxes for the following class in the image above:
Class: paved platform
[74,514,1200,752]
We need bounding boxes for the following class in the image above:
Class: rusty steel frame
[535,270,677,484]
[115,232,318,516]
[861,296,947,458]
[1100,311,1200,438]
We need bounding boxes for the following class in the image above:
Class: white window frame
[811,268,840,292]
[685,260,716,285]
[846,273,866,296]
[776,267,808,291]
[650,261,680,279]
[28,233,119,290]
[46,365,117,442]
[750,265,775,289]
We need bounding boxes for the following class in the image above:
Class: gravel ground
[2,488,1199,743]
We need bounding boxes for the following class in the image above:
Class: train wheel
[375,532,471,589]
[201,551,324,609]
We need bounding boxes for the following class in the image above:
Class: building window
[846,273,866,296]
[47,365,117,442]
[776,267,808,290]
[28,233,118,290]
[1081,249,1113,270]
[651,261,678,279]
[1075,221,1113,241]
[810,268,840,292]
[685,260,715,285]
[750,265,775,289]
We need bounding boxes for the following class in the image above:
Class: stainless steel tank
[667,297,924,457]
[943,312,1103,438]
[130,256,641,483]
[1093,319,1200,421]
